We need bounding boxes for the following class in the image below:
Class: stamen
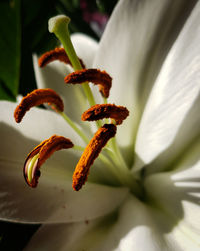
[38,47,85,69]
[82,104,129,125]
[72,124,117,191]
[14,88,64,123]
[64,69,112,98]
[24,135,73,187]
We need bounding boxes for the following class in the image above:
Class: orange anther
[82,104,129,125]
[72,124,116,191]
[14,88,64,123]
[24,135,74,188]
[38,47,85,68]
[64,69,112,98]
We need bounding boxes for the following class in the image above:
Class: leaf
[0,0,21,99]
[0,80,16,101]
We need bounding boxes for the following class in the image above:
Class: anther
[82,104,129,125]
[64,69,112,98]
[38,47,85,69]
[24,135,74,188]
[72,124,117,191]
[14,88,64,123]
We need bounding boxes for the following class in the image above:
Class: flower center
[14,15,143,198]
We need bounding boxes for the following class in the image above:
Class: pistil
[48,15,97,109]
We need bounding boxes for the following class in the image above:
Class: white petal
[94,0,196,148]
[145,137,200,238]
[135,1,200,166]
[25,196,165,251]
[26,195,199,251]
[71,33,98,68]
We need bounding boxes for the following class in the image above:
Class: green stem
[103,97,107,104]
[73,145,85,151]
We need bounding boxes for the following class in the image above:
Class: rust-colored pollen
[82,104,129,125]
[14,88,64,123]
[64,69,112,98]
[72,124,117,191]
[24,135,74,188]
[38,47,85,68]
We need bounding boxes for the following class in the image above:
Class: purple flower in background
[80,0,109,36]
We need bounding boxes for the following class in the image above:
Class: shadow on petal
[144,91,200,175]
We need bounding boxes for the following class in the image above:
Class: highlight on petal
[24,135,74,187]
[73,124,117,191]
[82,104,129,125]
[38,47,85,69]
[14,88,64,123]
[64,68,112,98]
[135,0,200,165]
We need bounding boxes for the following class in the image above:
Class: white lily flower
[1,0,200,250]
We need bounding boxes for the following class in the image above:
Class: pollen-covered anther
[82,104,129,125]
[38,47,85,68]
[72,124,117,191]
[64,69,112,98]
[24,135,74,188]
[14,88,64,123]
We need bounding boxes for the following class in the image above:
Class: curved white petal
[25,195,200,251]
[71,33,98,68]
[93,0,197,148]
[135,1,200,165]
[25,196,165,251]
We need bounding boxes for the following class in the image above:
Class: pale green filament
[103,97,107,104]
[27,154,39,183]
[59,111,89,144]
[73,144,141,196]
